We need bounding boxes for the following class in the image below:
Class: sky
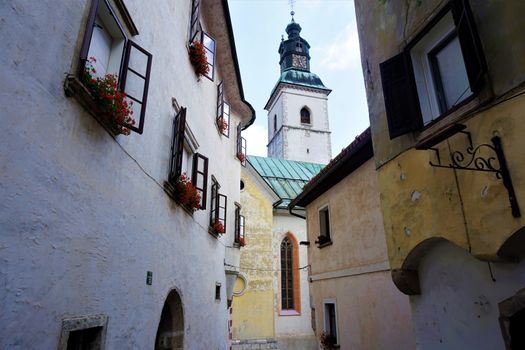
[228,0,370,159]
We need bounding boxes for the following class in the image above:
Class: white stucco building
[0,0,254,349]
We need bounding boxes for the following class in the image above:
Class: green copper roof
[247,155,325,209]
[274,68,330,92]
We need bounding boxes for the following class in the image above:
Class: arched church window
[281,237,294,310]
[300,107,311,124]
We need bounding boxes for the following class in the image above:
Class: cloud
[244,123,268,157]
[316,24,361,71]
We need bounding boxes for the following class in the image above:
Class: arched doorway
[155,289,184,350]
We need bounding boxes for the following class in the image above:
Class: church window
[281,237,294,310]
[280,234,301,314]
[300,107,311,124]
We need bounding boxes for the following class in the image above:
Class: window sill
[279,310,301,316]
[163,181,195,216]
[415,87,493,144]
[317,240,333,249]
[64,75,123,136]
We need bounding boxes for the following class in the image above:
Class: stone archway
[155,289,184,350]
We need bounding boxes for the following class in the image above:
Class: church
[231,16,331,350]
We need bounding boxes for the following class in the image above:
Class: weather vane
[289,0,296,20]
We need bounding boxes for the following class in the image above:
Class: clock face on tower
[292,54,307,69]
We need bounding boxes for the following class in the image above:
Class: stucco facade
[295,153,416,350]
[355,0,525,348]
[0,0,253,349]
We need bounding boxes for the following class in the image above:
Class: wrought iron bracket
[427,131,520,218]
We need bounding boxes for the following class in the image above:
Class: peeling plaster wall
[305,159,416,349]
[0,0,244,349]
[232,169,275,340]
[411,241,525,349]
[354,0,525,270]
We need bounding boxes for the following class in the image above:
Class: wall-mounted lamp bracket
[418,127,520,218]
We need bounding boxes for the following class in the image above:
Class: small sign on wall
[146,271,153,285]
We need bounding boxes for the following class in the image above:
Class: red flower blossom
[173,173,201,211]
[212,220,225,235]
[239,237,246,247]
[238,152,246,164]
[82,58,135,136]
[189,41,209,77]
[217,117,228,134]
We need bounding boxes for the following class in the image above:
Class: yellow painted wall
[378,96,525,270]
[354,0,525,272]
[231,168,275,339]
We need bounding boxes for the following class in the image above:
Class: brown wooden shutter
[78,0,99,76]
[189,0,201,43]
[217,81,224,121]
[451,0,487,93]
[192,153,208,210]
[210,181,219,226]
[218,194,227,233]
[236,123,242,155]
[234,205,240,243]
[380,52,422,139]
[120,40,153,134]
[168,108,186,184]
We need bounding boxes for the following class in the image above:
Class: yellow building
[231,157,323,350]
[355,0,525,348]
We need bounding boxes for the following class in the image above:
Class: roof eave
[289,131,373,209]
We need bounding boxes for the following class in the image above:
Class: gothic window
[300,107,311,124]
[281,237,294,310]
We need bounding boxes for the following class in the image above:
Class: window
[379,0,486,139]
[273,115,277,133]
[236,123,247,166]
[281,237,294,310]
[217,82,230,137]
[78,0,152,134]
[200,31,216,81]
[234,204,245,245]
[323,301,338,345]
[210,177,227,233]
[58,314,108,350]
[189,0,201,43]
[215,283,221,301]
[300,107,311,124]
[168,107,208,209]
[318,207,331,246]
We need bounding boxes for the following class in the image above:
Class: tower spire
[289,0,295,21]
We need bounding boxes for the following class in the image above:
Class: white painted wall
[0,0,245,349]
[267,87,331,164]
[272,213,317,350]
[411,241,525,350]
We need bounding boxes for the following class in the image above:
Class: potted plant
[212,220,225,235]
[319,331,337,350]
[82,57,135,135]
[239,237,246,247]
[172,173,201,211]
[217,117,228,134]
[188,41,209,78]
[238,152,246,164]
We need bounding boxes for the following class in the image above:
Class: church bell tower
[264,14,332,164]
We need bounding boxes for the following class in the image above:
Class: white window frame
[323,299,339,346]
[410,12,472,125]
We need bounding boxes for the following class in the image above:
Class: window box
[67,0,152,135]
[380,0,487,139]
[167,107,209,210]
